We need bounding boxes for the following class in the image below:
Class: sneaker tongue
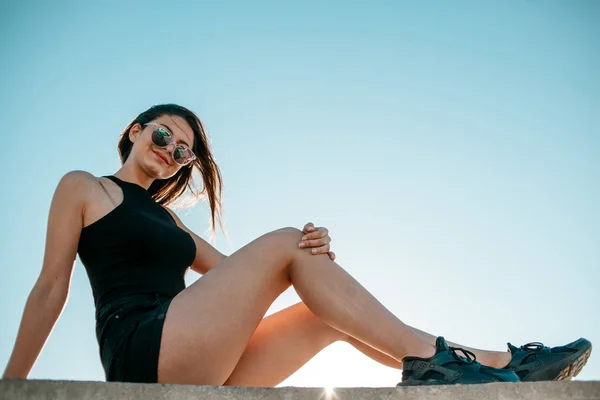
[435,336,450,353]
[507,342,519,354]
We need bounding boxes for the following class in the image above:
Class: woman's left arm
[163,207,226,275]
[163,208,335,274]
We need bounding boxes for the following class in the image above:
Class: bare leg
[224,302,346,386]
[347,326,511,369]
[224,302,510,386]
[225,301,402,386]
[289,245,508,367]
[288,244,435,362]
[160,228,434,384]
[406,326,511,368]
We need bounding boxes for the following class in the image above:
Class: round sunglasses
[143,122,196,166]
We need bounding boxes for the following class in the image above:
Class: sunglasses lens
[173,146,192,165]
[152,128,170,147]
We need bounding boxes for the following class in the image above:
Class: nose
[163,143,176,157]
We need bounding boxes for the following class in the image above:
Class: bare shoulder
[56,170,118,221]
[58,170,97,185]
[56,170,98,204]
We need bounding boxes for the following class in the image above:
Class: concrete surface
[1,380,599,400]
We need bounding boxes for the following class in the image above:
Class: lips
[153,150,169,165]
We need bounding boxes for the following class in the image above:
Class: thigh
[224,302,346,387]
[157,227,303,385]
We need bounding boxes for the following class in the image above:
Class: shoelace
[521,342,545,351]
[449,346,477,364]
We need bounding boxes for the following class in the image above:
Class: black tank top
[77,175,197,310]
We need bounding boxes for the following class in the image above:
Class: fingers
[298,235,331,249]
[307,243,331,255]
[303,222,316,233]
[301,227,328,241]
[300,223,334,259]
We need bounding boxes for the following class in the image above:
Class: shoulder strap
[100,176,124,207]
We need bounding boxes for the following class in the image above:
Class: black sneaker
[503,338,592,381]
[397,337,520,386]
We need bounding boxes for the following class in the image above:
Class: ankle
[425,344,436,359]
[498,351,512,368]
[405,343,436,360]
[486,351,512,368]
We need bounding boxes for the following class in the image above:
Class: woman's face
[129,114,195,179]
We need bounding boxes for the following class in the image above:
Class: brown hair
[117,103,224,241]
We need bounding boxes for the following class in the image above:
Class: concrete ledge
[1,380,599,400]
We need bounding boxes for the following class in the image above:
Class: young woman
[2,104,591,386]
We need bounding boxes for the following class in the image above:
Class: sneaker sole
[554,344,592,381]
[397,379,450,386]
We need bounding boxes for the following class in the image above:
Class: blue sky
[1,0,598,387]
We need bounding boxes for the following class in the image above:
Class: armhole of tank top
[161,205,178,225]
[98,178,118,207]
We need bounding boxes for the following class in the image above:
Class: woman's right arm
[2,170,93,379]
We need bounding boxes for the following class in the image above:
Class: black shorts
[95,293,173,383]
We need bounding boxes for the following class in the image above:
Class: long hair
[117,103,224,241]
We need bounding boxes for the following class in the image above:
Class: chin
[144,161,168,179]
[153,165,179,180]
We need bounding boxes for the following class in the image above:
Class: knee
[273,226,304,238]
[266,227,305,257]
[264,226,331,269]
[273,226,327,264]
